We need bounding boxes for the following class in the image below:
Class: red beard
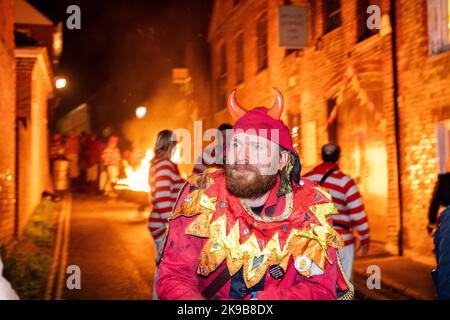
[225,163,277,199]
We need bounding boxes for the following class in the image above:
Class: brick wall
[209,0,405,256]
[15,49,53,236]
[0,0,16,245]
[396,0,450,264]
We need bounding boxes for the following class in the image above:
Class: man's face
[225,132,282,199]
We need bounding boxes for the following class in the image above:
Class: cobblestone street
[62,194,154,300]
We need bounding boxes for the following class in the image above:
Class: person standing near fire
[130,140,145,170]
[64,131,80,183]
[148,130,184,299]
[86,135,103,185]
[191,123,232,175]
[303,143,370,280]
[100,136,121,197]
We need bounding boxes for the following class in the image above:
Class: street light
[135,106,147,119]
[55,77,67,89]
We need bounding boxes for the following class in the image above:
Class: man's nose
[230,146,247,164]
[234,145,249,164]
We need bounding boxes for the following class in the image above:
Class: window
[220,42,227,77]
[327,97,338,143]
[436,120,450,173]
[356,0,380,42]
[428,0,450,54]
[235,33,244,84]
[257,13,268,71]
[217,42,228,109]
[288,108,301,155]
[324,0,342,33]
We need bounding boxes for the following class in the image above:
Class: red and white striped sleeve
[343,178,370,245]
[101,148,110,164]
[148,159,184,241]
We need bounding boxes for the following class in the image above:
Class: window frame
[324,0,342,34]
[235,33,245,85]
[256,13,269,72]
[217,41,228,110]
[428,0,450,55]
[356,0,380,42]
[327,97,338,143]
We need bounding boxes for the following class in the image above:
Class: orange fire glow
[116,149,154,192]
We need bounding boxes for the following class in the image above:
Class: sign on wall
[278,6,308,49]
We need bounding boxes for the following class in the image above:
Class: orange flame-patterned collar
[170,168,344,288]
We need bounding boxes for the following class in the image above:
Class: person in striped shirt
[148,130,184,299]
[100,136,121,196]
[191,123,232,176]
[303,143,370,280]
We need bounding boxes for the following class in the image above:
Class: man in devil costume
[155,88,353,300]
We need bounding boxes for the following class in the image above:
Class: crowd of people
[49,131,139,197]
[50,131,102,190]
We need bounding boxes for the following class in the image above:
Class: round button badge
[268,264,285,280]
[294,256,312,273]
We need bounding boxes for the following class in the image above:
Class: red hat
[228,87,294,152]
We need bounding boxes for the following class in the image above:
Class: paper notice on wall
[278,6,308,49]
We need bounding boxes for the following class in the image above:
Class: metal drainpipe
[390,0,404,256]
[14,118,22,239]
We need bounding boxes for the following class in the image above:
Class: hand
[427,223,435,236]
[359,243,369,256]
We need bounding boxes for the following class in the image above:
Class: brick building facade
[208,0,450,263]
[0,0,17,245]
[14,1,55,237]
[0,0,56,246]
[15,47,53,236]
[396,0,450,263]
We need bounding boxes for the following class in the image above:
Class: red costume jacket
[156,169,353,300]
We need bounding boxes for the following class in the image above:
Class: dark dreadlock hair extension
[277,147,302,197]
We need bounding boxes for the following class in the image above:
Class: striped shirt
[148,158,185,242]
[101,146,121,166]
[50,140,64,160]
[303,162,370,246]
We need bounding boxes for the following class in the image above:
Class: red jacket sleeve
[155,186,205,300]
[255,247,339,300]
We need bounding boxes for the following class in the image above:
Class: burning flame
[116,143,184,193]
[116,149,155,192]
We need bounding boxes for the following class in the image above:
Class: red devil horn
[228,89,246,120]
[268,87,284,120]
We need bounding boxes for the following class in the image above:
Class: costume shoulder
[170,168,223,221]
[291,177,345,248]
[296,177,334,200]
[293,178,354,299]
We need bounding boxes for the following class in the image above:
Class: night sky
[29,0,212,136]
